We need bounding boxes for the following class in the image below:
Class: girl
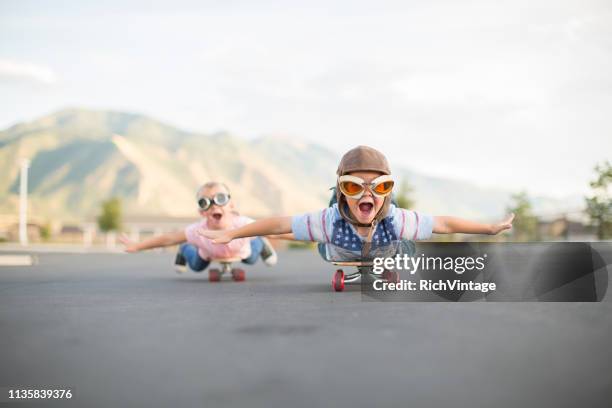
[119,181,278,272]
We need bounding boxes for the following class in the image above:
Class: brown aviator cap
[335,146,393,227]
[336,145,391,177]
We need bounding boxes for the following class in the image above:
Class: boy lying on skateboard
[197,146,514,264]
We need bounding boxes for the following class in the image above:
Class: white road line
[0,255,35,266]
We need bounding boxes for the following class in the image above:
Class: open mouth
[211,213,223,221]
[358,202,374,216]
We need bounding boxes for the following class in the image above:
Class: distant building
[537,214,597,241]
[0,213,200,244]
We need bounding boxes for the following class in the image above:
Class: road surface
[1,250,611,407]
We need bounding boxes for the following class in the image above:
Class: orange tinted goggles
[337,175,394,199]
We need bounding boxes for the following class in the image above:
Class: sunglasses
[337,175,394,199]
[197,192,231,210]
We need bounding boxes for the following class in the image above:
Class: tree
[506,191,539,241]
[395,179,415,209]
[585,161,611,240]
[40,222,51,241]
[97,198,122,232]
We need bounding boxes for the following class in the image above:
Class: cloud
[0,59,58,84]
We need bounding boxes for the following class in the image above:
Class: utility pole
[19,159,30,246]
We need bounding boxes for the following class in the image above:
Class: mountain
[0,108,583,222]
[0,108,337,221]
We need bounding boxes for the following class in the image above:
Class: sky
[1,0,611,198]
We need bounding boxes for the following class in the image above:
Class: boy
[119,181,278,272]
[197,146,514,260]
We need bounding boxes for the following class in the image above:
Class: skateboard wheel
[231,268,245,282]
[332,269,345,292]
[382,270,399,283]
[208,268,221,282]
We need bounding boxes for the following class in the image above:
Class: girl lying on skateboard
[119,181,280,279]
[197,146,514,265]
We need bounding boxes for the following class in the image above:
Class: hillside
[0,109,336,221]
[0,108,583,222]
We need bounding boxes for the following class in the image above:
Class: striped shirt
[291,203,434,255]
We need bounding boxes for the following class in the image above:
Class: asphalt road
[1,249,611,408]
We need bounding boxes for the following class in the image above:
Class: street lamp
[19,159,30,246]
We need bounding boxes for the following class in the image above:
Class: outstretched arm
[266,233,296,241]
[433,213,514,235]
[119,230,187,253]
[198,216,293,244]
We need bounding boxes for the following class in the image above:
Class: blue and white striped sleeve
[392,207,435,241]
[291,208,336,243]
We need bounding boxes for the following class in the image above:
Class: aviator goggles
[197,192,231,211]
[337,175,394,199]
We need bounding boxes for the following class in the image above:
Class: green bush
[97,198,122,232]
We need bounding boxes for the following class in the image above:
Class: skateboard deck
[331,260,373,267]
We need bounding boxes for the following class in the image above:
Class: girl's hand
[490,213,515,235]
[119,233,140,253]
[197,228,234,244]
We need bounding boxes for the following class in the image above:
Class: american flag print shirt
[291,203,434,257]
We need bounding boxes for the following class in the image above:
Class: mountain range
[0,108,583,223]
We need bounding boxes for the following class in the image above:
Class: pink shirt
[184,215,253,260]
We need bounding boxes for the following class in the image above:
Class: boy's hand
[490,213,515,235]
[197,228,234,244]
[119,233,140,253]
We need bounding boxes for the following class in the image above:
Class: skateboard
[324,240,409,292]
[330,260,399,292]
[207,257,246,282]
